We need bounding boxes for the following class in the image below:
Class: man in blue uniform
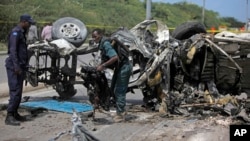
[92,28,132,122]
[5,14,35,126]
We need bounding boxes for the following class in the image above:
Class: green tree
[221,17,245,27]
[0,0,244,43]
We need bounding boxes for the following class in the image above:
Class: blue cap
[20,14,35,24]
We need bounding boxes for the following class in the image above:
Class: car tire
[26,50,38,87]
[52,17,88,47]
[57,83,77,99]
[171,21,206,40]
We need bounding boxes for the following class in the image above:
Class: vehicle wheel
[52,17,88,47]
[26,50,39,87]
[171,21,206,40]
[56,83,77,99]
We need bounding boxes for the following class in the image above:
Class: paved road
[0,54,7,84]
[0,85,230,141]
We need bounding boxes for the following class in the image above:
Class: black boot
[5,113,20,126]
[14,112,27,122]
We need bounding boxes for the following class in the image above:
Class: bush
[0,42,7,51]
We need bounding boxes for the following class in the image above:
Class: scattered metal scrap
[48,130,68,141]
[161,31,250,123]
[71,109,100,141]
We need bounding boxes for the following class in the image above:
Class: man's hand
[96,64,105,71]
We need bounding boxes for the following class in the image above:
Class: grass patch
[0,43,7,51]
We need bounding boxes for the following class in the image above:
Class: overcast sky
[153,0,249,23]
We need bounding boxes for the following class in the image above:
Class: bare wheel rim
[59,23,80,38]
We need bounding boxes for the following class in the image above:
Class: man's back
[41,25,52,40]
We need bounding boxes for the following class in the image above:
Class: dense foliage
[0,0,245,43]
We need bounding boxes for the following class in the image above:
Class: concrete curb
[0,51,7,55]
[0,83,46,99]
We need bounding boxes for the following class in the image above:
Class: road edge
[0,83,46,99]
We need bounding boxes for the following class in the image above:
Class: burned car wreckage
[26,17,250,122]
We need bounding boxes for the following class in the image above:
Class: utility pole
[246,0,249,31]
[146,0,152,20]
[202,0,205,24]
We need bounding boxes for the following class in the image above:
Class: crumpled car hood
[110,20,170,58]
[214,31,250,43]
[130,20,169,44]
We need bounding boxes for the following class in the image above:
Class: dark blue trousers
[6,68,25,113]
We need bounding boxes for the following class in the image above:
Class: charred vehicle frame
[25,17,250,119]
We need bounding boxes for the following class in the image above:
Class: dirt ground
[0,106,73,141]
[0,102,240,141]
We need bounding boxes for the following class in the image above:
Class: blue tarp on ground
[21,100,93,113]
